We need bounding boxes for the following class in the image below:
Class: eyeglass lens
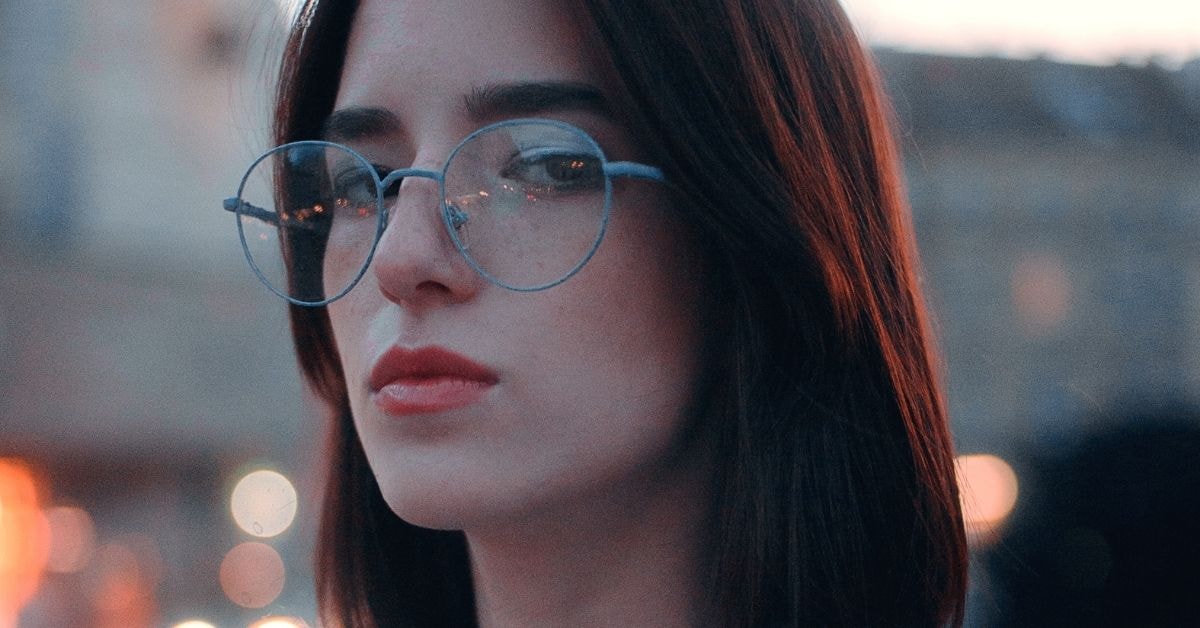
[234,121,610,304]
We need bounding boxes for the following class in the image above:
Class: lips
[368,346,498,415]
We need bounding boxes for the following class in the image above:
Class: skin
[325,0,714,625]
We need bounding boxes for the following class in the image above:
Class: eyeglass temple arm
[605,162,665,182]
[223,197,325,233]
[224,197,278,224]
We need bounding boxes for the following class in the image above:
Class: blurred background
[0,0,1196,626]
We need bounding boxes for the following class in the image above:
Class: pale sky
[839,0,1200,67]
[270,0,1200,68]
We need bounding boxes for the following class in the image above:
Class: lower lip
[372,377,493,415]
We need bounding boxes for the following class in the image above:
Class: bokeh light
[87,542,155,623]
[116,533,166,590]
[1011,252,1072,335]
[220,542,286,609]
[0,459,50,622]
[249,616,310,628]
[45,506,96,574]
[172,620,217,628]
[230,470,298,539]
[955,453,1020,546]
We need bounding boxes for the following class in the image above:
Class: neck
[466,459,713,628]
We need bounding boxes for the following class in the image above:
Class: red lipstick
[368,346,498,415]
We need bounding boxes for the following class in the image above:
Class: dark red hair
[274,1,968,625]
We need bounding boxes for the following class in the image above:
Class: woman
[227,0,968,625]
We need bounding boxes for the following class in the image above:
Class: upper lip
[368,346,499,392]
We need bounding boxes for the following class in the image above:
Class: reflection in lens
[235,142,380,304]
[443,121,609,290]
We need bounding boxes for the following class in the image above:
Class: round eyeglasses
[223,118,666,306]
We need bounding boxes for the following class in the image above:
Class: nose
[370,170,482,309]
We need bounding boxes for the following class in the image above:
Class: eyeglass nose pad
[445,203,470,251]
[447,204,469,229]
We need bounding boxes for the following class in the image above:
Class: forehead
[337,0,605,119]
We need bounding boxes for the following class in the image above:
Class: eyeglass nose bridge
[376,167,469,231]
[379,167,440,191]
[378,167,444,225]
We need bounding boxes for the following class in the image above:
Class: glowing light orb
[231,470,298,538]
[45,506,96,573]
[955,454,1020,546]
[172,621,217,628]
[249,616,310,628]
[219,542,285,609]
[1011,252,1071,335]
[89,543,146,614]
[0,459,50,621]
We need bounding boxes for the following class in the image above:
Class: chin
[372,467,531,533]
[385,500,471,532]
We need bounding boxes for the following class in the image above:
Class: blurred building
[0,0,319,626]
[0,0,1198,623]
[877,51,1200,455]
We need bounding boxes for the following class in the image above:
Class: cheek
[519,193,706,436]
[596,194,704,357]
[485,204,707,510]
[324,289,382,393]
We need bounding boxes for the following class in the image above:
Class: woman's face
[328,0,707,530]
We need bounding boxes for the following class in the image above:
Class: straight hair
[273,1,968,625]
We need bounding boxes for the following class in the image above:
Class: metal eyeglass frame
[224,118,666,307]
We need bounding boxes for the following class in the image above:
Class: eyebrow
[319,81,608,142]
[464,80,608,120]
[321,107,402,142]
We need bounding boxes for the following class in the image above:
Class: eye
[321,162,381,220]
[330,164,378,202]
[501,148,603,193]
